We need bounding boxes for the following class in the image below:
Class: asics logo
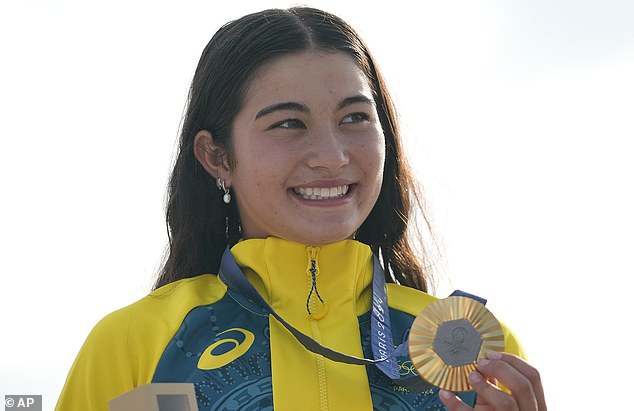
[197,328,255,370]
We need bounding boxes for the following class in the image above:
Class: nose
[304,126,350,170]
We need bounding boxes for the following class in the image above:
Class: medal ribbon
[218,246,402,380]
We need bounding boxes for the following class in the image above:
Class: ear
[193,130,232,184]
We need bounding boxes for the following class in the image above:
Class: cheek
[377,142,387,173]
[232,150,286,197]
[364,135,386,178]
[231,139,269,179]
[371,139,387,199]
[352,136,386,207]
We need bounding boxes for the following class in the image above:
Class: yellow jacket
[56,238,524,410]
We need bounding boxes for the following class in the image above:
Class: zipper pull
[306,247,325,315]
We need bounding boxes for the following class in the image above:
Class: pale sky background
[1,1,633,410]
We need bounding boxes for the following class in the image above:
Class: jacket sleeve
[501,319,527,359]
[55,306,139,411]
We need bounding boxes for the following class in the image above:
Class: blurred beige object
[109,383,199,411]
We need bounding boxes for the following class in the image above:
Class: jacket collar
[230,237,374,318]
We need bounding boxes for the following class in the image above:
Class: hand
[439,352,546,411]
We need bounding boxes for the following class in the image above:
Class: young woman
[56,7,546,411]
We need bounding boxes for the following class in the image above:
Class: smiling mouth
[292,185,350,200]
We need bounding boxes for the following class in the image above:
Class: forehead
[242,51,374,108]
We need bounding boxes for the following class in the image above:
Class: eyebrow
[337,95,374,110]
[255,102,309,120]
[254,94,374,120]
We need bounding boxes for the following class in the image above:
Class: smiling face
[224,51,385,245]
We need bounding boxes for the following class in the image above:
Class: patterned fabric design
[153,291,475,410]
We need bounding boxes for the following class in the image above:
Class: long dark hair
[154,7,434,292]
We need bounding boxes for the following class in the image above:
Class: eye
[270,118,306,129]
[340,112,370,124]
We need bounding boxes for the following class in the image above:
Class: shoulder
[142,273,228,321]
[93,274,228,340]
[386,283,438,316]
[77,274,229,364]
[385,284,526,359]
[56,274,229,411]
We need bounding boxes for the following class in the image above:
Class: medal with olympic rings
[408,296,505,392]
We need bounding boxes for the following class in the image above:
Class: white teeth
[293,185,350,200]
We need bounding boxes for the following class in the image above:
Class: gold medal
[408,296,504,392]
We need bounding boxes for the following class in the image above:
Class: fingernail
[478,359,490,368]
[469,371,483,384]
[487,351,503,360]
[439,390,453,400]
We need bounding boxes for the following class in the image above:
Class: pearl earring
[216,178,231,204]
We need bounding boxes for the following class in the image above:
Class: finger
[439,389,474,411]
[468,370,519,411]
[486,352,547,411]
[477,353,541,410]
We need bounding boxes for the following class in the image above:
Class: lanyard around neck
[218,246,404,380]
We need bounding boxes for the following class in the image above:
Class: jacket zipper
[306,246,328,410]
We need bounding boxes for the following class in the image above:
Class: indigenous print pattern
[153,292,473,410]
